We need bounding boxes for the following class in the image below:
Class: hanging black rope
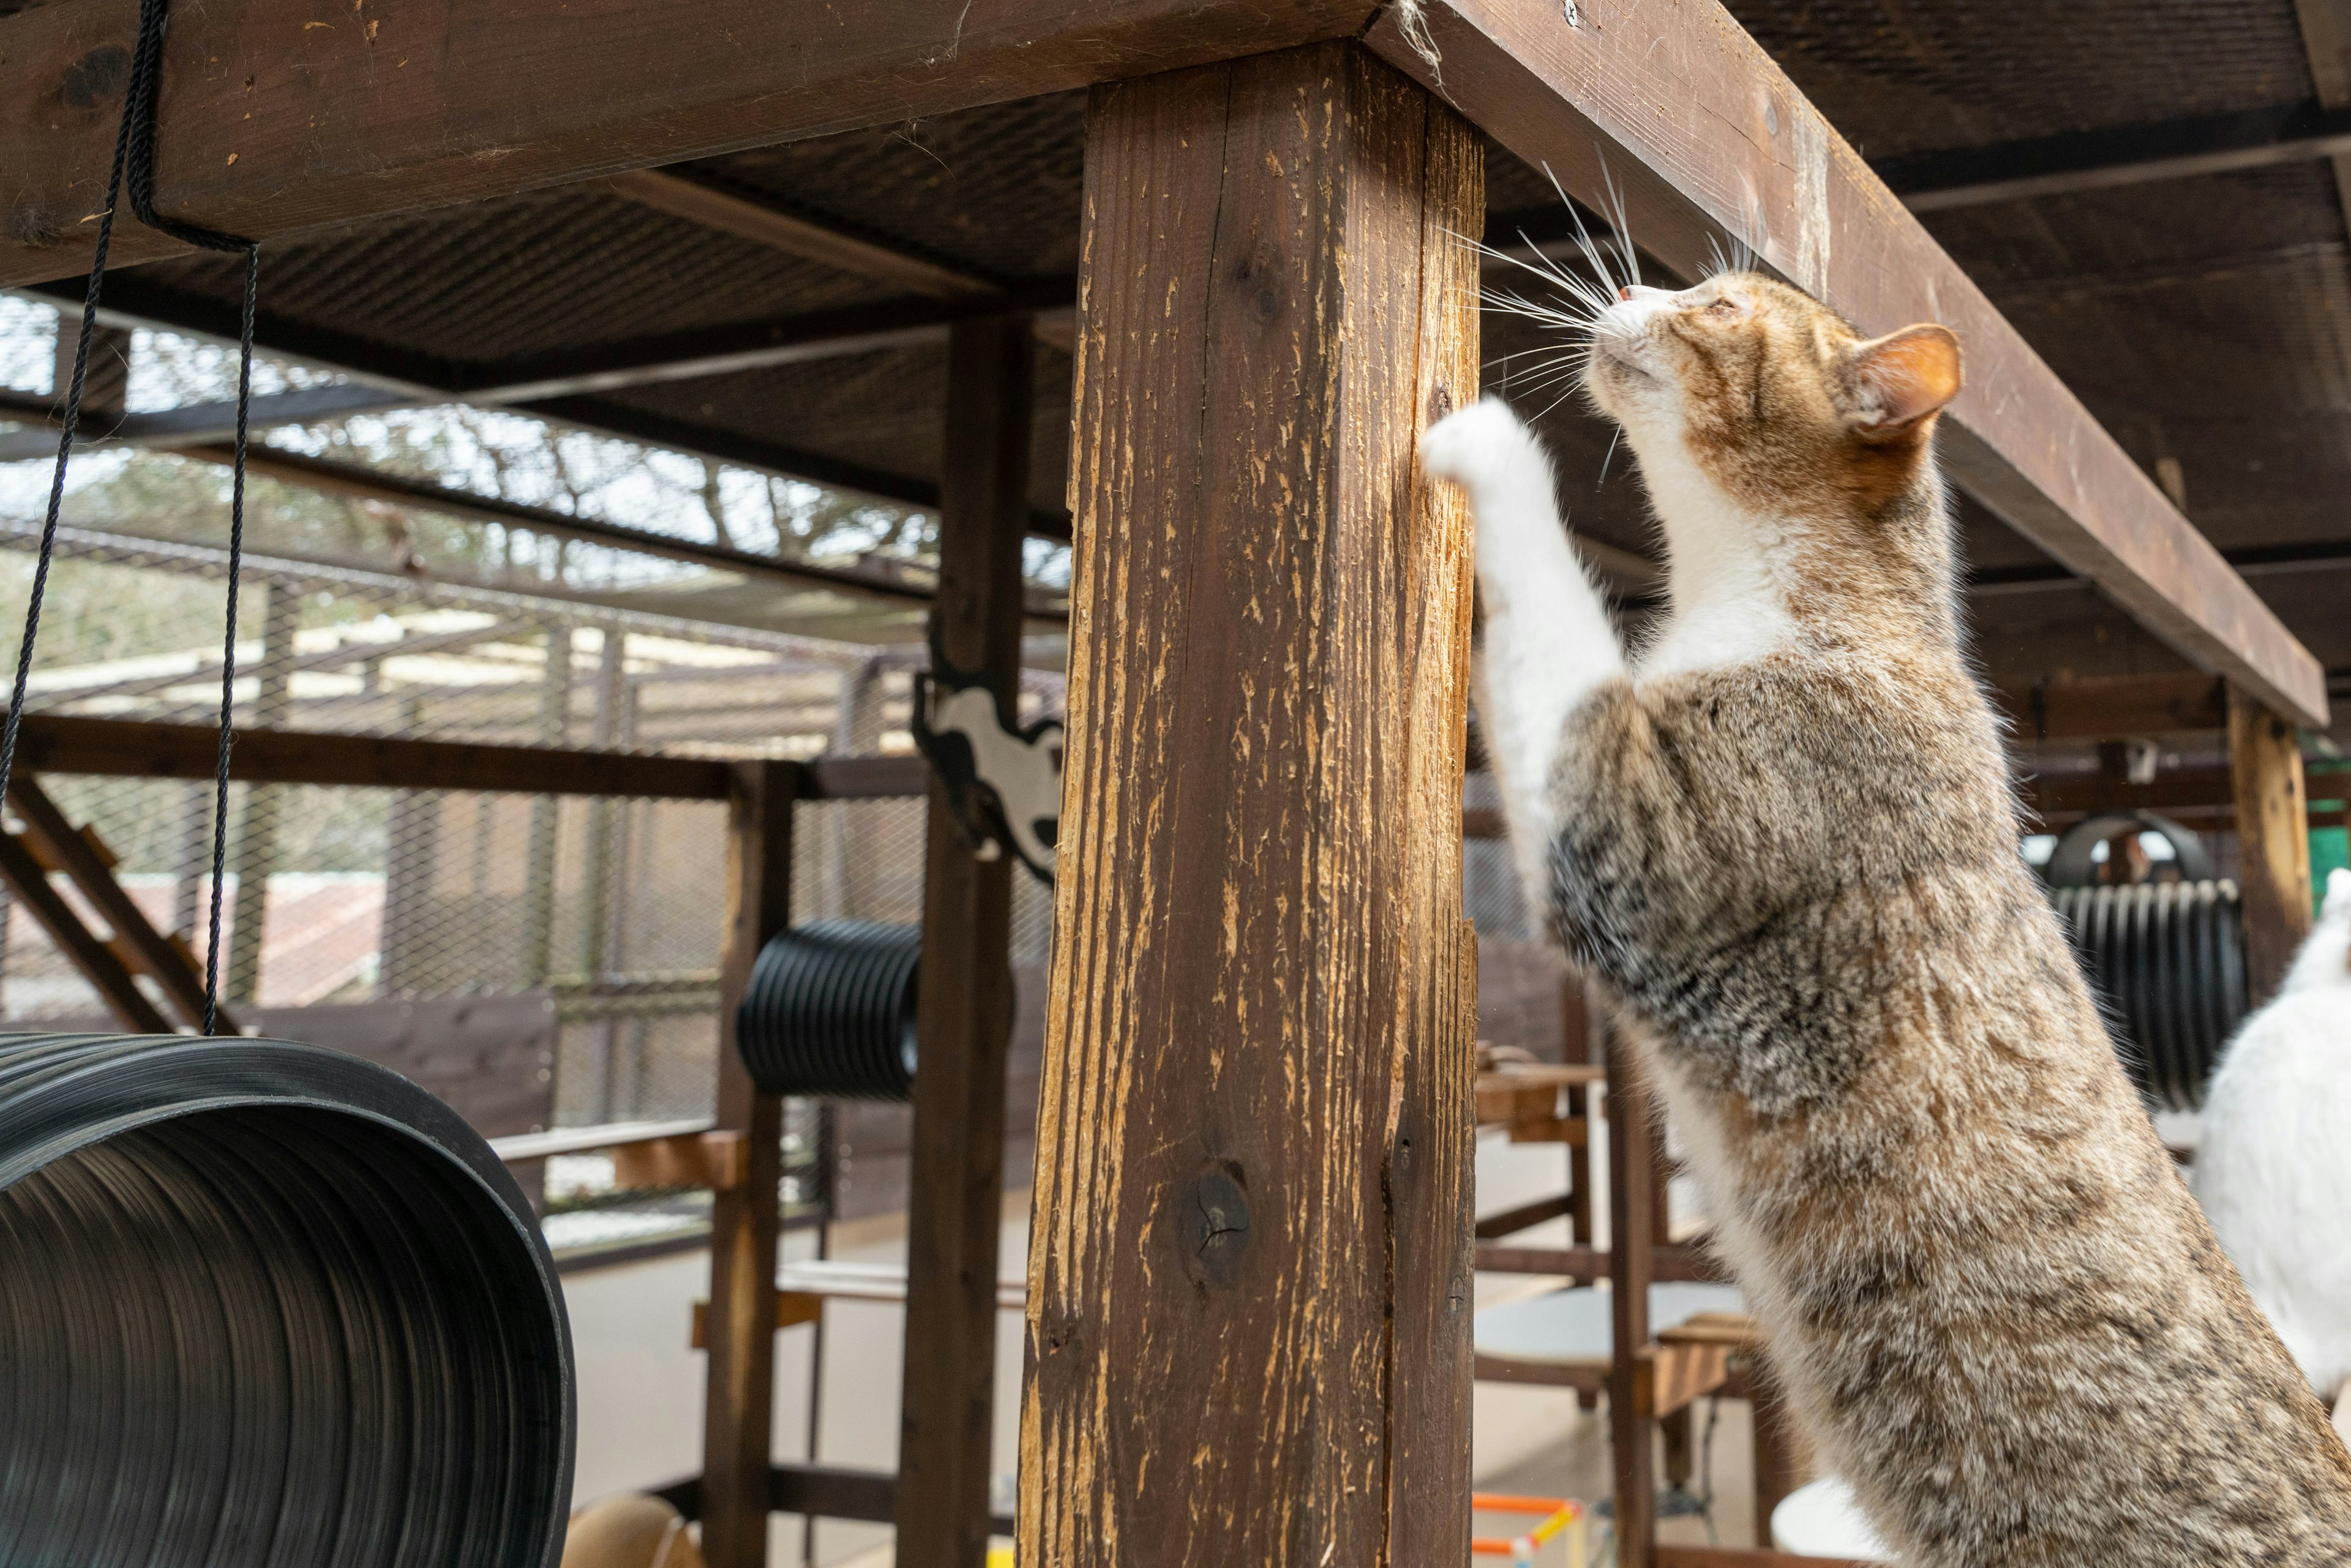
[3,0,260,1036]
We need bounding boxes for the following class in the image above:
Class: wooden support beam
[4,712,738,798]
[7,775,235,1033]
[1605,1041,1661,1568]
[2229,686,2314,1001]
[604,169,997,298]
[1655,1551,1873,1568]
[1993,672,2230,741]
[612,1128,750,1192]
[0,0,1378,287]
[1472,1242,1725,1283]
[0,823,172,1033]
[1021,43,1480,1566]
[1877,99,2351,211]
[0,711,931,803]
[896,313,1033,1567]
[700,758,798,1568]
[1367,0,2327,729]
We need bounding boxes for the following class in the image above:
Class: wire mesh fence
[0,511,1068,1246]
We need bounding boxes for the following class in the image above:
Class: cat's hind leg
[1422,397,1626,909]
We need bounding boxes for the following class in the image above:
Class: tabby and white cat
[1423,274,2351,1564]
[2197,866,2351,1442]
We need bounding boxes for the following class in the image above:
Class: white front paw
[1420,396,1542,492]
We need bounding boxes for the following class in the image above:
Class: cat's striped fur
[1424,274,2351,1565]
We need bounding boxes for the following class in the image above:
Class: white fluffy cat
[2195,866,2351,1438]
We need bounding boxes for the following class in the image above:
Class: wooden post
[1608,1037,1660,1568]
[894,312,1034,1565]
[700,757,798,1568]
[2229,685,2313,1000]
[1021,44,1480,1566]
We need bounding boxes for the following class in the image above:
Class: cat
[1422,271,2351,1564]
[2196,866,2351,1444]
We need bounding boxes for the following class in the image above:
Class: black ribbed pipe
[2049,881,2249,1111]
[735,921,925,1100]
[0,1032,572,1567]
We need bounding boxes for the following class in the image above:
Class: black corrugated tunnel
[0,1032,574,1567]
[735,920,928,1100]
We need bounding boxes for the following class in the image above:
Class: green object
[2309,766,2351,915]
[2312,826,2349,916]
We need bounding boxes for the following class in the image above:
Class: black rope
[2,0,260,1037]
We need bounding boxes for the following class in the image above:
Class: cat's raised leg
[1422,397,1627,906]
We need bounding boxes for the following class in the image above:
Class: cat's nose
[1620,285,1673,302]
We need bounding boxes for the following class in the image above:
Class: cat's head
[1584,273,1964,620]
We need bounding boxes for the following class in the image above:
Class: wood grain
[6,712,736,799]
[0,822,171,1032]
[897,313,1034,1567]
[0,0,1380,287]
[2228,686,2315,1002]
[700,759,797,1568]
[1607,1041,1660,1567]
[1019,43,1479,1567]
[9,774,233,1032]
[604,170,995,299]
[1365,0,2327,729]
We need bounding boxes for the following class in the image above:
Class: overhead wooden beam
[604,169,997,298]
[0,0,1380,287]
[1021,43,1480,1564]
[1367,0,2328,729]
[897,313,1033,1567]
[1876,99,2351,212]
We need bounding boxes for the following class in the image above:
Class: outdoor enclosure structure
[5,1,2349,1566]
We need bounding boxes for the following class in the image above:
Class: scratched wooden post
[2228,685,2314,1001]
[1608,1035,1661,1568]
[895,312,1035,1566]
[1019,42,1481,1567]
[700,757,798,1568]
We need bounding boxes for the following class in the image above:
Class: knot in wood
[1181,1160,1251,1290]
[59,46,130,112]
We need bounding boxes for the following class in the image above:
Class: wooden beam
[1021,43,1480,1566]
[1472,1242,1724,1283]
[2229,687,2314,1002]
[4,712,737,799]
[897,313,1033,1567]
[604,169,997,298]
[1655,1551,1873,1568]
[1877,99,2351,211]
[4,710,932,803]
[7,775,236,1033]
[0,823,173,1033]
[1992,672,2230,741]
[1366,0,2328,729]
[0,0,1379,287]
[700,758,798,1568]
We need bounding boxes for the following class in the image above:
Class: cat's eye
[1704,298,1743,320]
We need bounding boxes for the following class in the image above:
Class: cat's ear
[1845,324,1962,438]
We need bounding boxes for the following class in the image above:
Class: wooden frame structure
[2,2,2338,1567]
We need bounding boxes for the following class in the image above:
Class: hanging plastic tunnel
[0,1030,574,1566]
